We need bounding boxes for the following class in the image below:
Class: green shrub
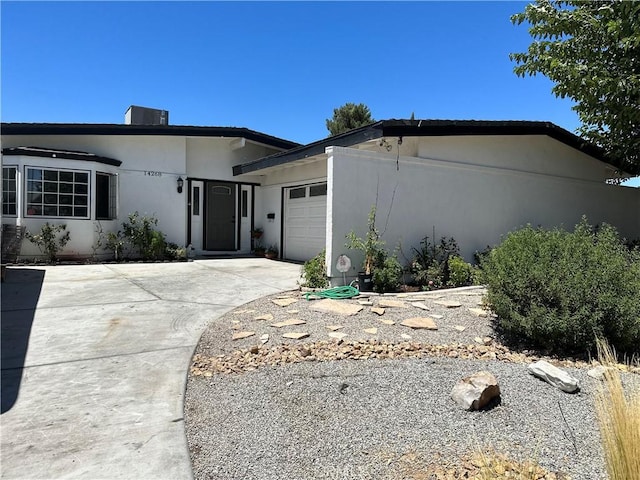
[372,254,403,293]
[301,250,329,289]
[165,242,187,261]
[447,256,474,287]
[481,218,640,355]
[122,212,167,260]
[25,223,70,264]
[410,234,466,289]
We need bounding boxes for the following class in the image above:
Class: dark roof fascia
[233,122,384,175]
[233,119,625,176]
[1,123,300,151]
[2,146,122,167]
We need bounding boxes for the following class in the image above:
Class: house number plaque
[145,171,162,177]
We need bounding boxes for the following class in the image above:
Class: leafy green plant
[165,242,187,261]
[481,218,640,355]
[301,250,329,289]
[121,212,167,260]
[345,205,401,292]
[410,233,460,289]
[106,231,125,261]
[345,206,386,275]
[447,256,474,287]
[372,253,403,293]
[25,223,71,264]
[265,244,278,258]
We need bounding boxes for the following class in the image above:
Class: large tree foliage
[511,0,640,175]
[326,103,375,136]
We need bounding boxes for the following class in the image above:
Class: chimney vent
[125,105,169,125]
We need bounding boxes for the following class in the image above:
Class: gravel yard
[185,287,638,480]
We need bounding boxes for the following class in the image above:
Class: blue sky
[1,1,637,185]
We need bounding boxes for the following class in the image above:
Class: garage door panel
[284,183,327,262]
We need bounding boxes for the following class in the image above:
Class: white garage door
[284,183,327,262]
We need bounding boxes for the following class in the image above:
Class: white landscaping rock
[528,360,580,393]
[450,371,501,411]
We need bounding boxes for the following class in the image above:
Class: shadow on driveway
[1,268,45,414]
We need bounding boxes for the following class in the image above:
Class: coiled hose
[304,284,360,300]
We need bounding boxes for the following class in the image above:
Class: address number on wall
[145,171,162,177]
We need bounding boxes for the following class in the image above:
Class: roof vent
[125,105,169,125]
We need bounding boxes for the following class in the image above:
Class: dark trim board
[236,186,242,251]
[186,176,260,187]
[2,123,299,151]
[2,146,122,166]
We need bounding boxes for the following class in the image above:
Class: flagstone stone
[433,300,462,308]
[363,327,378,335]
[328,332,348,340]
[412,302,430,311]
[401,317,438,330]
[254,314,274,321]
[371,307,385,316]
[468,308,488,317]
[325,325,344,331]
[282,332,310,340]
[271,319,306,328]
[232,331,255,340]
[310,299,363,316]
[378,299,409,308]
[272,298,298,307]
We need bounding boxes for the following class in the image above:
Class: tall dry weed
[594,340,640,480]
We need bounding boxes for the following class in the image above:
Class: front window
[96,172,117,220]
[2,166,17,216]
[26,167,89,218]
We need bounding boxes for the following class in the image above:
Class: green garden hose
[304,284,360,300]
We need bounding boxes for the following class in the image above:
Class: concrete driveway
[1,259,300,479]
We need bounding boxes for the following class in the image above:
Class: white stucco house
[2,107,639,283]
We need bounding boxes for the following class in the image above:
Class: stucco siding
[327,146,640,279]
[185,137,274,183]
[416,135,616,182]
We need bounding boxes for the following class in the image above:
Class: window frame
[2,165,18,217]
[95,171,118,220]
[25,166,91,219]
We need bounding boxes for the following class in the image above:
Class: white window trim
[25,165,91,220]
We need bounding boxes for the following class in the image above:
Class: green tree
[510,0,640,175]
[326,103,375,136]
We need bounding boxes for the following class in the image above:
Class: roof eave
[1,123,300,151]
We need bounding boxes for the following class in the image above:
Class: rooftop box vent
[125,105,169,125]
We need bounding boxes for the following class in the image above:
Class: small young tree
[326,103,375,136]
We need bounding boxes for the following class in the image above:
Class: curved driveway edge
[0,259,300,479]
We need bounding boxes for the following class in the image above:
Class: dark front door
[205,181,236,250]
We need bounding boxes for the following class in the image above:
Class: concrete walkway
[1,259,300,479]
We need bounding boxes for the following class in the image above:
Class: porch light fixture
[177,176,184,194]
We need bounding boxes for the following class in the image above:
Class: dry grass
[389,448,566,480]
[594,340,640,480]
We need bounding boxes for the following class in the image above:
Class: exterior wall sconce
[177,176,184,193]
